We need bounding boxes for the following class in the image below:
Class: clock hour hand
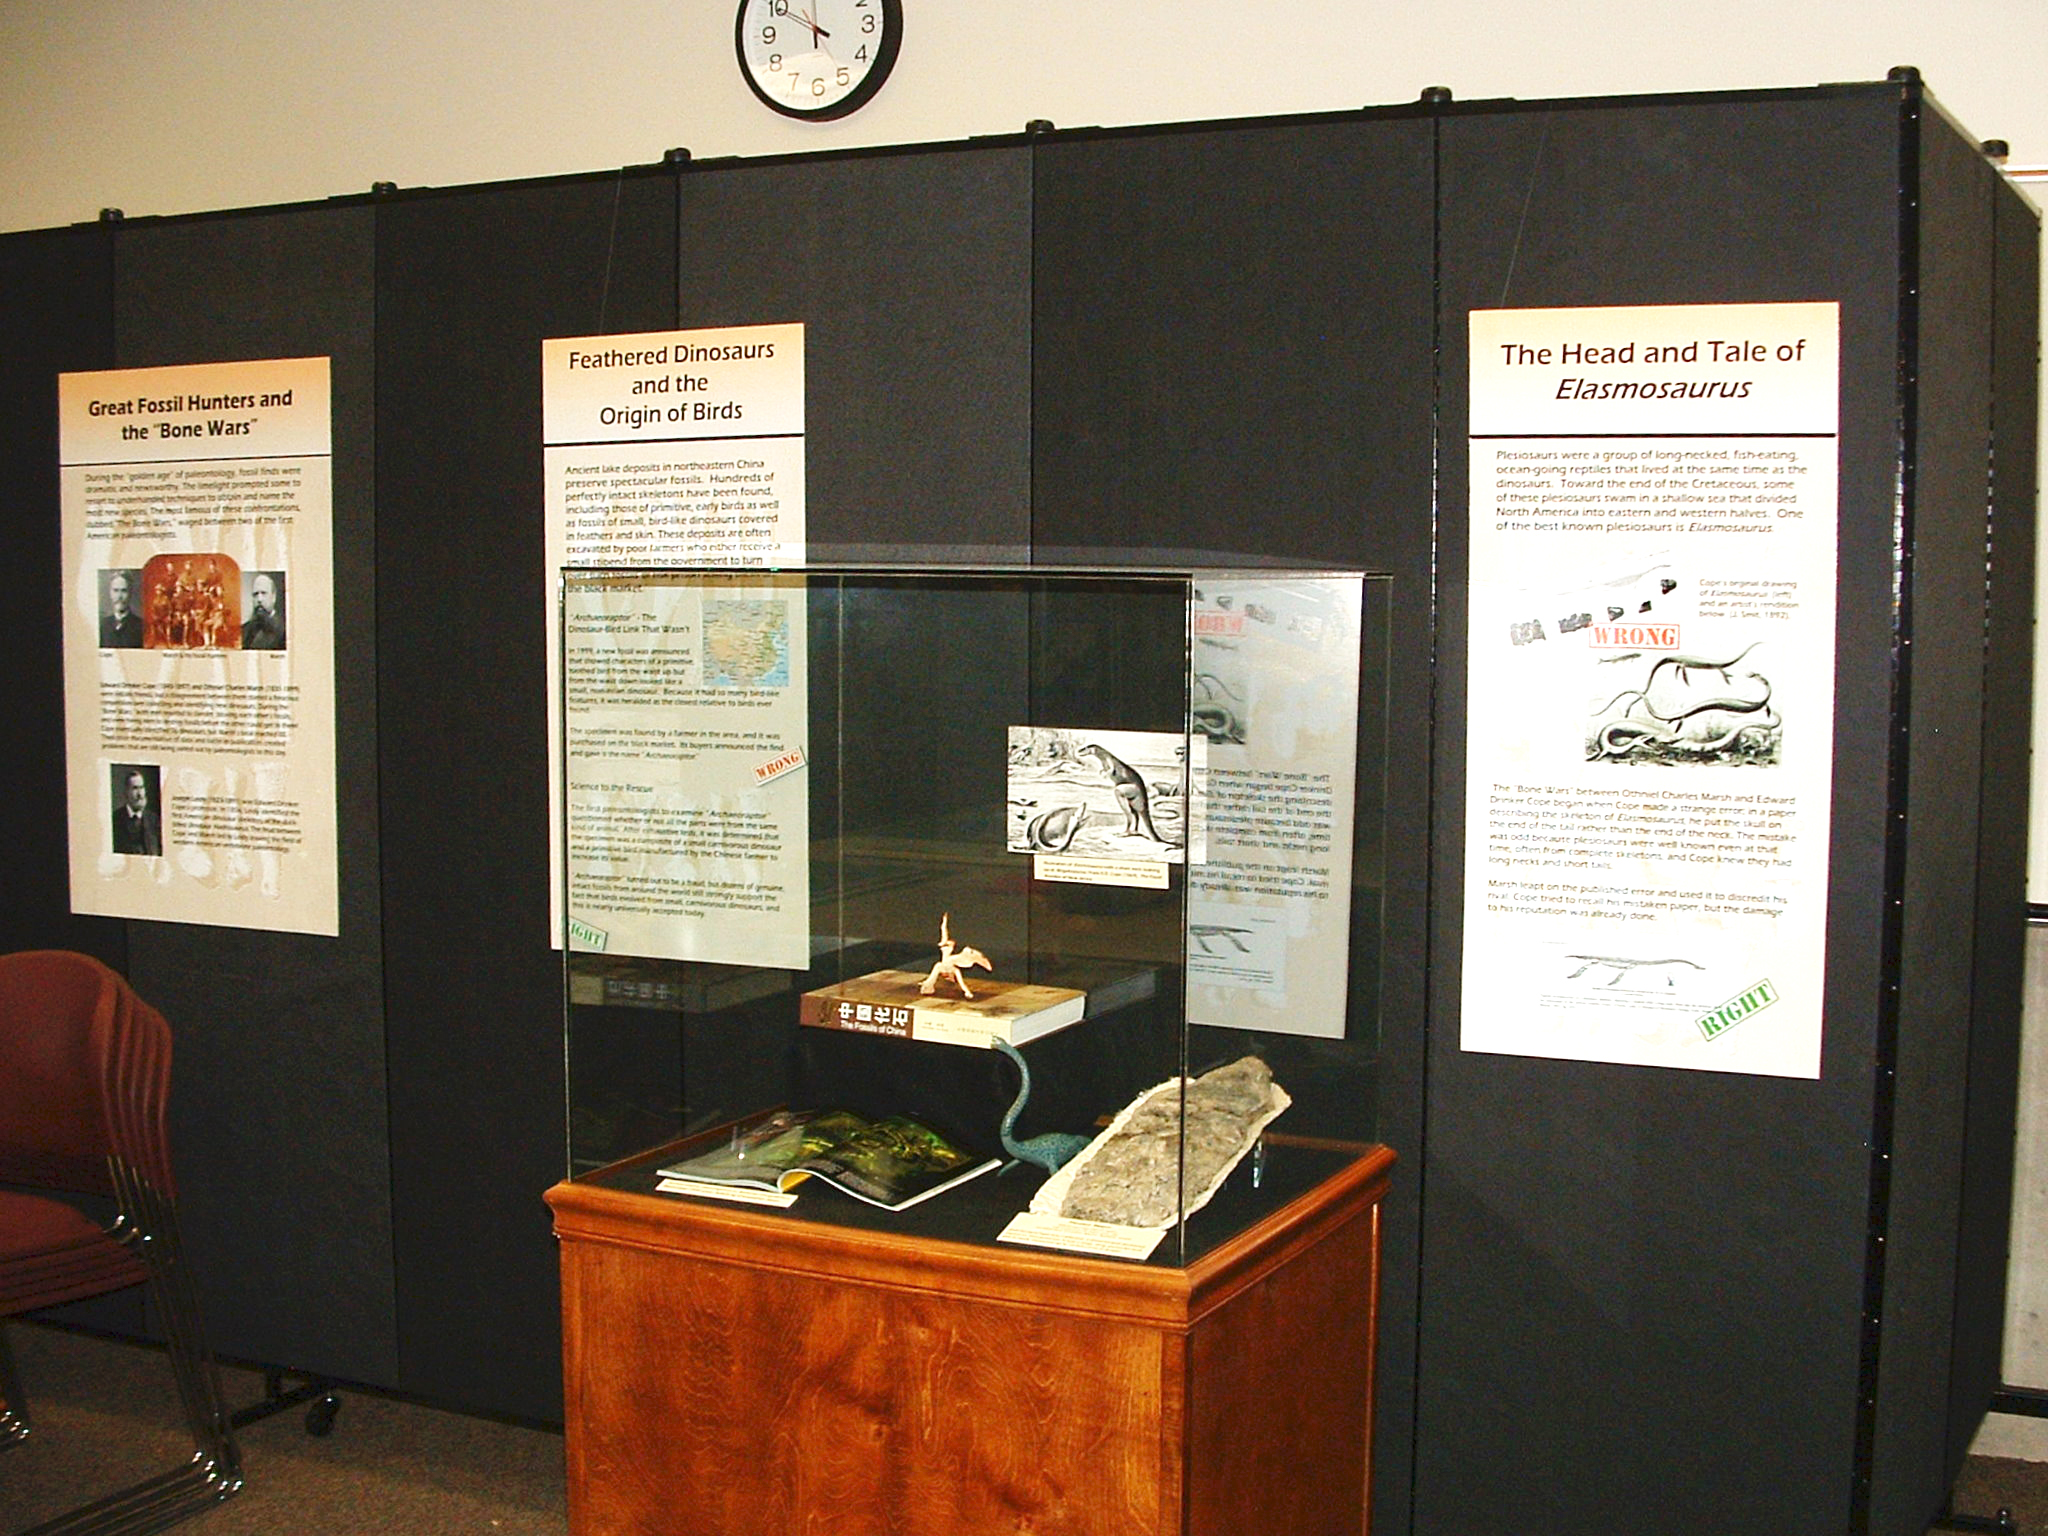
[794,5,829,43]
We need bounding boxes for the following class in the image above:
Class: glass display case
[557,565,1389,1266]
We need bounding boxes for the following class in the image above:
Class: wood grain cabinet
[547,1144,1394,1536]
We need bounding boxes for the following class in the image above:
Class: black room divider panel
[0,223,135,1343]
[1953,173,2042,1473]
[1428,83,2028,1536]
[675,142,1033,559]
[1030,114,1436,571]
[375,170,678,1422]
[1028,109,1439,1529]
[114,204,398,1387]
[1872,97,2006,1535]
[0,225,120,969]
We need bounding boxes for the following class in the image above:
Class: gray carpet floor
[0,1324,566,1535]
[7,1321,2048,1534]
[1953,1455,2048,1532]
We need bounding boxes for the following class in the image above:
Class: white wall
[0,1,2042,233]
[7,0,2048,1456]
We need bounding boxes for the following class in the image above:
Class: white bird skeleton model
[919,913,993,1000]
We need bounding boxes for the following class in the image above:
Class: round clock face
[735,0,902,121]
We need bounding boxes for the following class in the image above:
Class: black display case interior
[560,567,1389,1269]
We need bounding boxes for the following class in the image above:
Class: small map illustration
[703,599,790,688]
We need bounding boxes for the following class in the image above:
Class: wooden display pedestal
[547,1144,1394,1536]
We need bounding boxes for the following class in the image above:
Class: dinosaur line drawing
[1588,643,1779,762]
[1564,954,1706,987]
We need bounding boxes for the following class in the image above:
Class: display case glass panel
[561,567,1387,1265]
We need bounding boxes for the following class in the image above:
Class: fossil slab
[1048,1056,1287,1228]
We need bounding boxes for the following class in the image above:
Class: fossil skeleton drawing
[1190,924,1254,955]
[1564,954,1706,987]
[1587,642,1780,763]
[1190,670,1246,745]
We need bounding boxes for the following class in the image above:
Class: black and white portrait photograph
[98,568,143,649]
[109,762,163,857]
[242,569,286,650]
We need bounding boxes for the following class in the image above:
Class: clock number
[739,0,896,118]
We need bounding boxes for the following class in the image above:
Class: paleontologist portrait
[110,763,163,857]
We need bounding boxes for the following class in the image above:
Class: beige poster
[542,324,806,953]
[61,357,338,936]
[1183,573,1363,1041]
[1463,302,1838,1077]
[560,572,810,970]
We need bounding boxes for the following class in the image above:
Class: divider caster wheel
[304,1394,341,1437]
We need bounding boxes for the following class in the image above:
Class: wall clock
[734,0,902,121]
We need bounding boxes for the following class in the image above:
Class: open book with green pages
[655,1108,997,1212]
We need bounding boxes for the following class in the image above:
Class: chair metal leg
[0,1321,30,1446]
[11,1163,246,1535]
[118,1165,241,1485]
[15,1457,241,1536]
[1931,1506,2021,1535]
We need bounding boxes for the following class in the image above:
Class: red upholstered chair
[0,950,241,1533]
